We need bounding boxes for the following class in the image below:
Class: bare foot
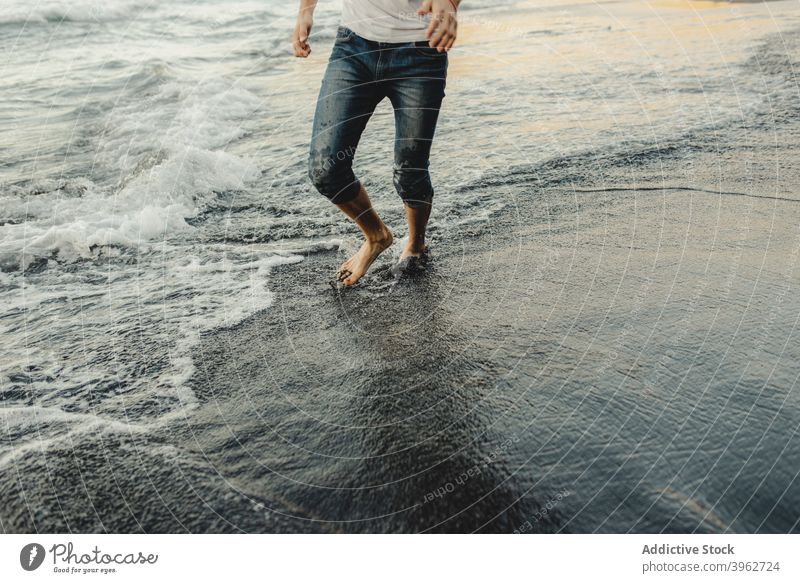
[399,241,428,261]
[391,242,429,278]
[337,228,394,286]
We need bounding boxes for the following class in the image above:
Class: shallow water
[1,0,799,532]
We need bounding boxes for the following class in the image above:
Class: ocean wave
[0,147,259,271]
[0,0,152,26]
[0,76,264,272]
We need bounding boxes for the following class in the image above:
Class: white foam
[0,406,149,467]
[1,79,264,271]
[0,246,305,452]
[0,0,150,25]
[0,61,300,450]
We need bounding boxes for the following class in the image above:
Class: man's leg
[403,202,431,259]
[386,53,447,261]
[334,184,393,285]
[308,31,392,285]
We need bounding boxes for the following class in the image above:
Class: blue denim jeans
[308,26,448,208]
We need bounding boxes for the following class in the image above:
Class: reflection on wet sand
[189,264,560,532]
[329,267,553,532]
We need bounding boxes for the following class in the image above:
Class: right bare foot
[390,243,429,278]
[336,228,394,286]
[399,241,428,262]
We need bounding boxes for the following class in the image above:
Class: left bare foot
[336,227,394,286]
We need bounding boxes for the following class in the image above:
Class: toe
[344,270,363,286]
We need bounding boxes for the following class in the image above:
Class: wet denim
[308,26,448,208]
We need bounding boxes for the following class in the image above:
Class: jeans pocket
[414,41,447,58]
[336,26,354,42]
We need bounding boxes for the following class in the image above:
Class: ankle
[405,236,426,253]
[366,225,393,245]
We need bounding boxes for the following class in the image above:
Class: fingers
[292,21,312,58]
[432,31,453,52]
[427,12,457,52]
[429,19,447,47]
[425,11,441,39]
[293,38,311,58]
[444,35,456,52]
[417,0,433,16]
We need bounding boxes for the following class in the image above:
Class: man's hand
[293,12,313,57]
[418,0,458,53]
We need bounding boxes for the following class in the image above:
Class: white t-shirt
[341,0,431,43]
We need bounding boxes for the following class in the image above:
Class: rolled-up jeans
[308,25,448,208]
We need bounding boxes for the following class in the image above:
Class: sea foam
[1,78,264,271]
[0,0,150,25]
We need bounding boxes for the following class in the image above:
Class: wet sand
[175,110,800,532]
